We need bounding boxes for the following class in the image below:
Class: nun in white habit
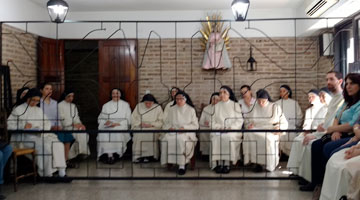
[131,93,163,163]
[244,89,288,172]
[97,88,132,164]
[287,88,330,175]
[198,92,220,156]
[275,85,303,156]
[58,89,90,161]
[161,90,199,175]
[7,88,67,177]
[210,86,243,174]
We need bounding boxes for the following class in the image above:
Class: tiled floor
[2,158,314,200]
[3,179,313,200]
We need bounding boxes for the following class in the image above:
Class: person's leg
[330,141,359,158]
[64,143,71,161]
[323,138,351,160]
[0,145,12,184]
[300,139,323,191]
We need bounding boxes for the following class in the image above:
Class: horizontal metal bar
[8,129,315,134]
[0,17,350,24]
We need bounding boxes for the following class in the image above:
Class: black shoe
[214,165,223,174]
[107,157,115,165]
[222,166,231,174]
[298,178,309,186]
[66,160,76,168]
[143,157,150,163]
[0,194,5,200]
[299,183,316,192]
[60,175,73,183]
[177,168,186,175]
[253,164,263,173]
[339,195,347,200]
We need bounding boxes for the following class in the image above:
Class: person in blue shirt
[301,73,360,194]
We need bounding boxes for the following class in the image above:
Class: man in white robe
[58,90,90,160]
[299,71,344,191]
[131,94,163,163]
[8,88,67,177]
[287,89,325,175]
[276,84,303,156]
[210,86,243,174]
[199,92,219,156]
[244,89,288,172]
[97,88,131,164]
[161,91,199,175]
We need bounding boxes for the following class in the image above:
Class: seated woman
[199,92,219,157]
[7,88,67,177]
[276,85,303,156]
[320,125,360,200]
[97,88,132,164]
[210,86,243,174]
[287,89,326,174]
[58,89,90,165]
[161,91,199,175]
[243,89,288,172]
[131,93,163,163]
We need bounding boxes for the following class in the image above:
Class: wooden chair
[12,148,37,192]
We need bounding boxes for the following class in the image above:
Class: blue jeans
[323,137,352,160]
[0,145,12,184]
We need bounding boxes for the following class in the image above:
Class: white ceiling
[30,0,304,11]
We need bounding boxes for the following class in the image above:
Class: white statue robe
[243,102,288,171]
[210,100,243,168]
[320,142,360,200]
[161,104,199,166]
[298,92,344,181]
[97,100,131,158]
[287,100,324,174]
[198,104,215,155]
[7,103,66,177]
[58,101,90,159]
[131,103,163,161]
[275,98,303,155]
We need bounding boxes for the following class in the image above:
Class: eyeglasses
[240,90,249,96]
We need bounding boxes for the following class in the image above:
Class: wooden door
[98,40,138,109]
[38,37,65,100]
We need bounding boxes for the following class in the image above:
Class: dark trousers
[311,135,352,185]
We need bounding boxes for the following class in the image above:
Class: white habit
[298,92,344,181]
[198,104,215,155]
[320,143,360,200]
[287,99,324,174]
[210,100,243,168]
[58,100,90,159]
[161,104,199,166]
[275,98,303,155]
[131,103,163,161]
[243,101,288,171]
[8,103,66,177]
[97,100,131,158]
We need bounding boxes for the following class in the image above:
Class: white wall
[0,0,52,37]
[1,0,355,39]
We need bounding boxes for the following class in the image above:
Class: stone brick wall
[138,37,333,114]
[1,24,38,103]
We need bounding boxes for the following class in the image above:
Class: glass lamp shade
[231,0,250,21]
[47,0,69,23]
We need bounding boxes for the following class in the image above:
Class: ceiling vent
[305,0,339,17]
